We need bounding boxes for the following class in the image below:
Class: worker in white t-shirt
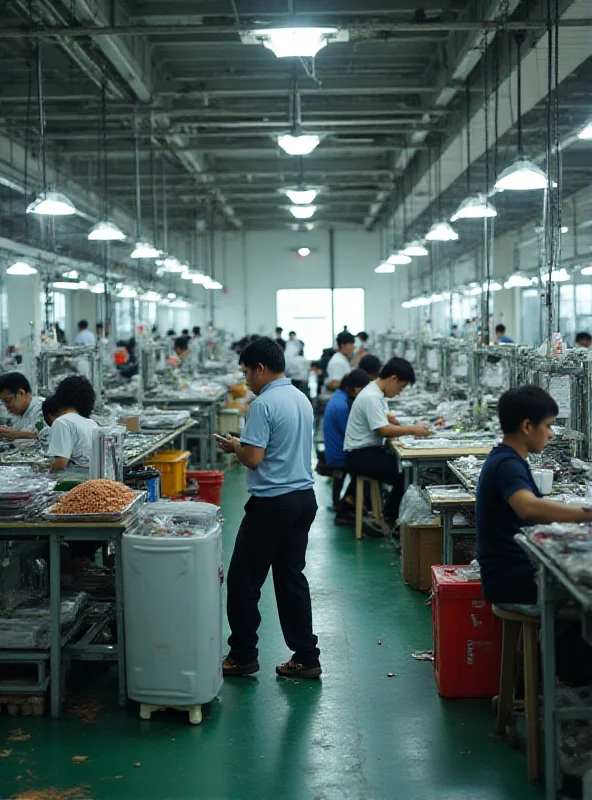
[344,357,430,530]
[0,372,46,441]
[46,376,98,471]
[324,332,355,393]
[74,320,96,346]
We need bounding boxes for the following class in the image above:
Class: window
[521,289,542,348]
[277,288,365,357]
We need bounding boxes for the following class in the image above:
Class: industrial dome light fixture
[425,221,459,242]
[27,189,76,216]
[451,194,497,221]
[298,247,311,257]
[402,242,428,257]
[283,187,319,205]
[278,134,321,156]
[241,27,349,59]
[495,158,548,191]
[131,241,159,259]
[289,205,317,220]
[6,260,38,276]
[374,262,395,274]
[387,252,412,266]
[577,121,592,141]
[504,272,534,289]
[88,220,126,241]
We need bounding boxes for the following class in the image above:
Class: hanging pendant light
[402,242,428,257]
[578,121,592,141]
[88,220,126,241]
[425,221,459,242]
[504,272,535,288]
[289,205,316,219]
[6,260,38,276]
[241,27,347,59]
[27,189,76,216]
[131,241,160,259]
[451,193,497,221]
[283,187,319,204]
[375,262,395,274]
[386,252,412,265]
[278,134,320,156]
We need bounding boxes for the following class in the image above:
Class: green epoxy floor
[0,469,544,800]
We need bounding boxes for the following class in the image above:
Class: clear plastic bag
[397,485,436,525]
[557,683,592,776]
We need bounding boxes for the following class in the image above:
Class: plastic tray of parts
[43,491,146,523]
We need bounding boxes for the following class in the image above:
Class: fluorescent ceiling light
[450,194,497,221]
[374,262,395,274]
[78,280,89,290]
[6,260,37,276]
[504,273,533,289]
[298,247,311,257]
[131,241,159,259]
[580,265,592,276]
[284,188,319,205]
[117,285,138,298]
[541,268,570,283]
[289,205,317,220]
[88,220,126,241]
[26,189,76,216]
[167,292,177,300]
[63,270,79,280]
[387,252,412,265]
[402,242,428,257]
[278,134,320,156]
[90,283,105,294]
[243,27,347,59]
[494,158,548,191]
[425,221,459,242]
[578,122,592,140]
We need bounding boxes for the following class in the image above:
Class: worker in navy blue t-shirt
[476,385,592,603]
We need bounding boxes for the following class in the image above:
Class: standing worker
[216,337,321,679]
[324,331,355,392]
[74,320,96,346]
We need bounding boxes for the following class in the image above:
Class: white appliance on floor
[122,502,223,724]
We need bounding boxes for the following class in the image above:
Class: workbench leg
[412,463,419,486]
[540,569,559,799]
[114,534,127,707]
[49,534,62,719]
[443,511,453,565]
[180,433,187,451]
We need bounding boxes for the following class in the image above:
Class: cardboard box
[401,520,442,591]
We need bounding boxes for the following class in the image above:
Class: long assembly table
[391,441,493,489]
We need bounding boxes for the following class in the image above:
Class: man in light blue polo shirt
[216,337,321,679]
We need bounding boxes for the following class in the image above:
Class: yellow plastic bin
[145,450,190,497]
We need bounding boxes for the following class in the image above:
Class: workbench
[425,485,476,564]
[391,441,493,489]
[125,419,196,466]
[516,533,592,799]
[0,514,138,719]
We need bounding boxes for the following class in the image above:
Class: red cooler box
[432,565,502,698]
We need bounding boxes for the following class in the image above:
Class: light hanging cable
[130,110,158,259]
[495,32,548,192]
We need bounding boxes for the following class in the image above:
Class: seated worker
[575,331,592,349]
[494,324,514,344]
[324,332,355,393]
[46,376,98,471]
[344,358,430,528]
[0,372,46,441]
[477,386,592,604]
[174,336,191,360]
[354,331,370,365]
[41,396,60,427]
[359,354,382,381]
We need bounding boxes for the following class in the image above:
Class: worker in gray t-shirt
[0,372,46,442]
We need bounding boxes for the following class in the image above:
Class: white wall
[6,273,41,348]
[208,229,407,349]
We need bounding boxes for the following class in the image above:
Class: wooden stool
[355,476,386,540]
[492,603,541,783]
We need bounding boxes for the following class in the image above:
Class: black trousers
[227,489,320,666]
[346,446,405,522]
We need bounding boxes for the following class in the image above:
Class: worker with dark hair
[344,358,430,528]
[477,385,592,604]
[274,326,286,351]
[495,324,514,344]
[174,336,191,359]
[47,376,98,471]
[0,372,46,441]
[192,326,201,338]
[324,331,355,392]
[575,331,592,349]
[216,337,320,680]
[41,396,60,427]
[354,331,370,364]
[74,320,96,346]
[359,354,382,381]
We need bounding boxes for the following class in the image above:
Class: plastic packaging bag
[557,683,592,776]
[397,485,436,525]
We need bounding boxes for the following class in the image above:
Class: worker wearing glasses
[0,372,46,442]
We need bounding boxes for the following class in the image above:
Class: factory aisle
[0,469,543,800]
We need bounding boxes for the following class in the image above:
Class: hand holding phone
[214,433,236,454]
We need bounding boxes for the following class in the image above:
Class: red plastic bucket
[187,470,225,506]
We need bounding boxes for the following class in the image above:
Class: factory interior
[0,1,592,799]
